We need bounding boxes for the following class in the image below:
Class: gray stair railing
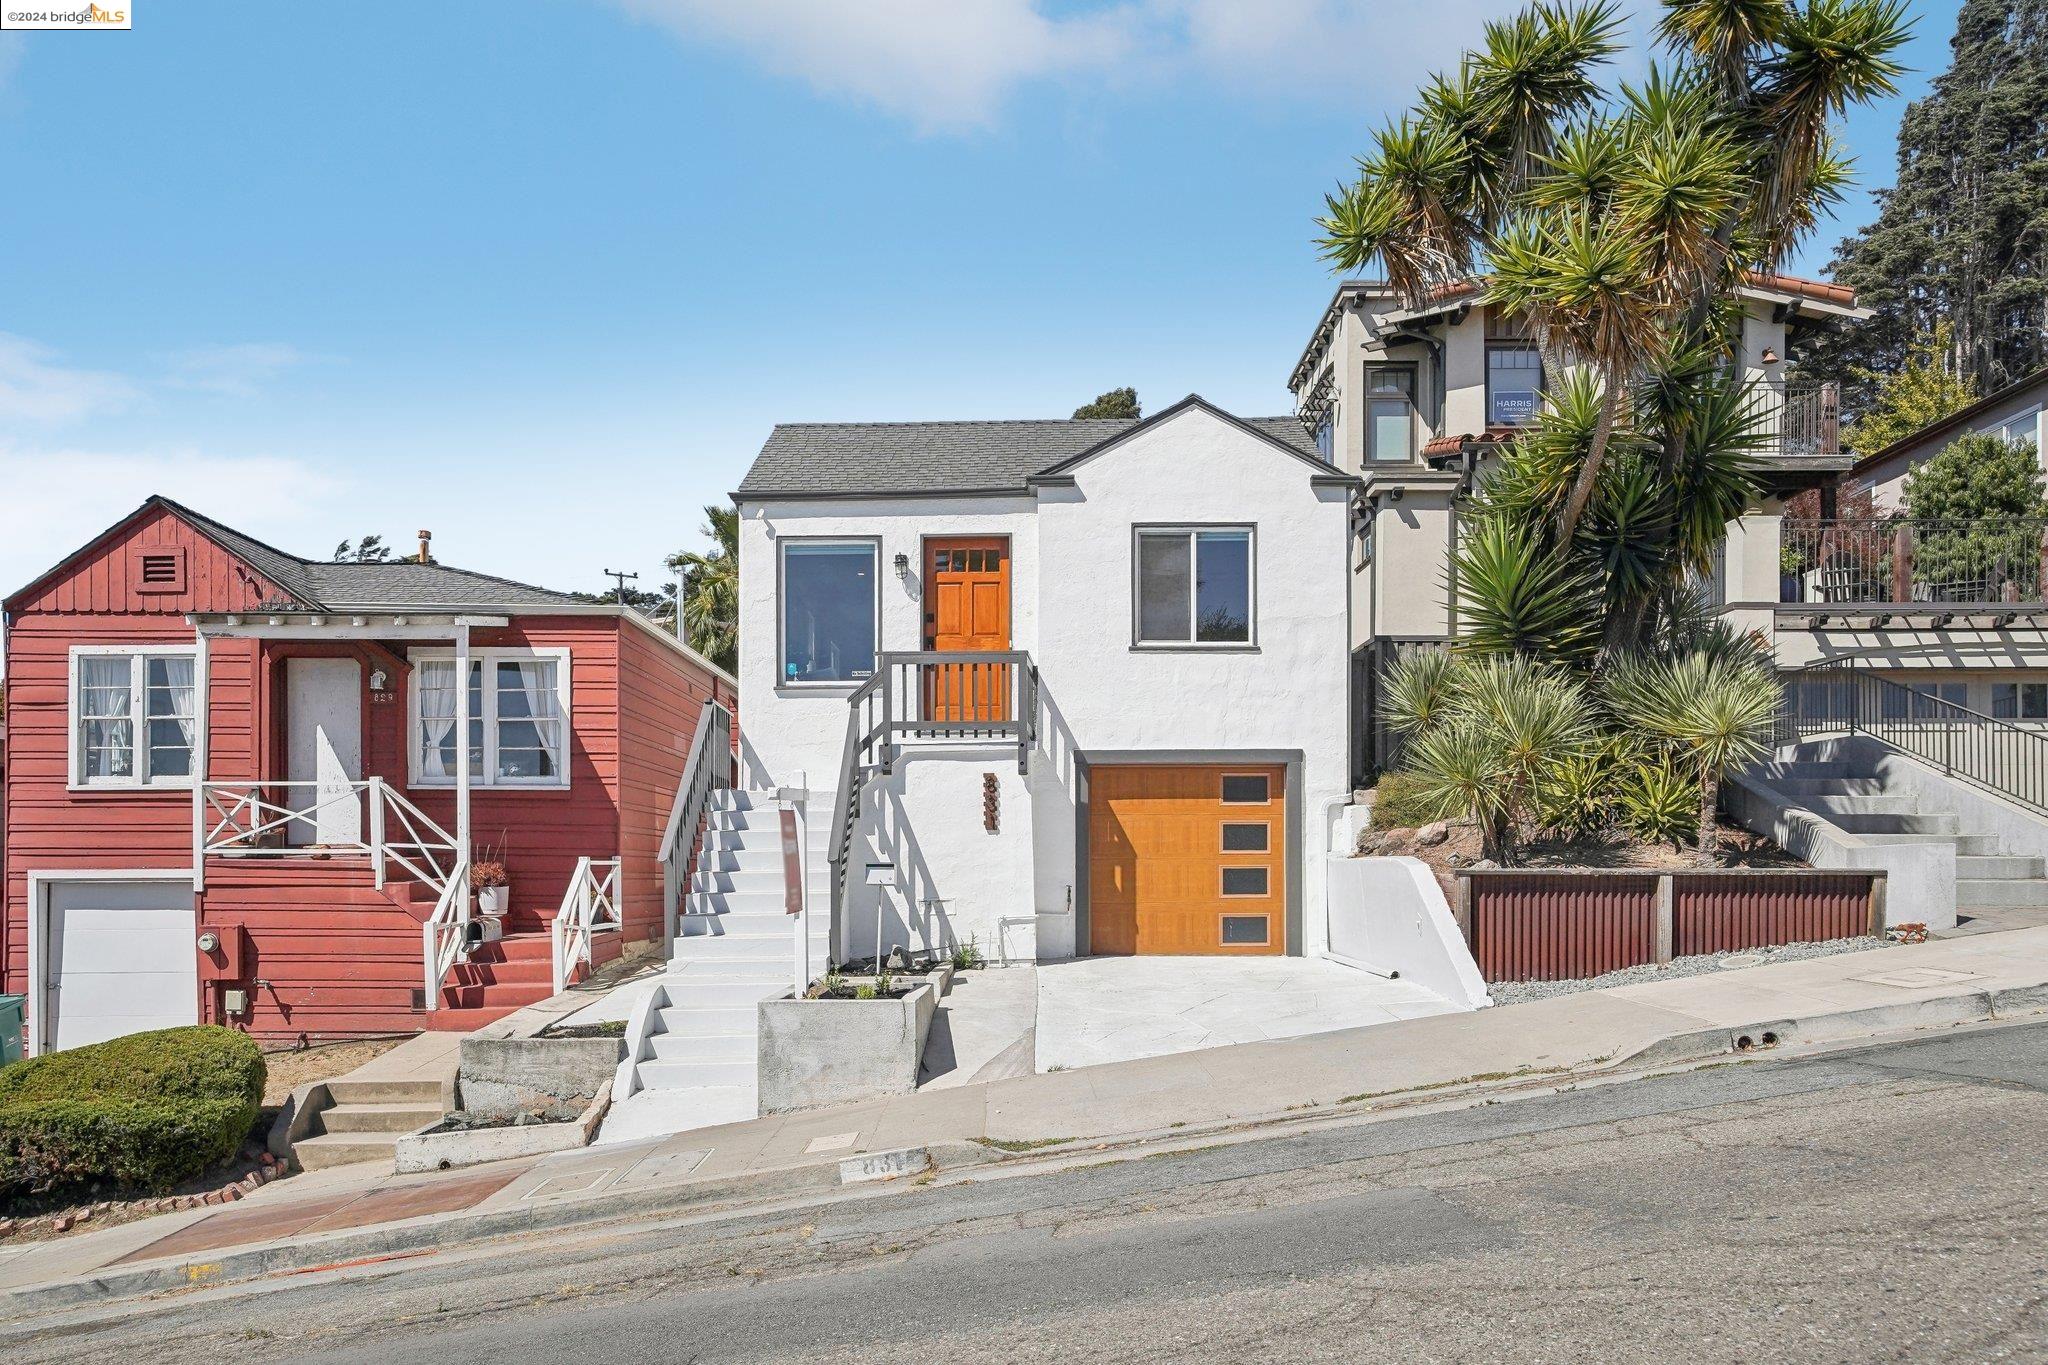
[657,697,736,942]
[826,650,1038,920]
[1781,662,2048,817]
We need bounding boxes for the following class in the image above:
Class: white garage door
[45,880,197,1051]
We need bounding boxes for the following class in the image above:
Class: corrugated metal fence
[1455,869,1886,983]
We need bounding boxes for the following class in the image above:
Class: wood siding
[4,502,738,1041]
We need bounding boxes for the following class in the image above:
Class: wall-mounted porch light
[893,552,911,578]
[1760,346,1780,365]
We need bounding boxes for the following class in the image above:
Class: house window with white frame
[1134,527,1254,646]
[1981,408,2042,453]
[409,650,570,787]
[70,648,198,787]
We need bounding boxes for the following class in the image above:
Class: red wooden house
[2,497,736,1052]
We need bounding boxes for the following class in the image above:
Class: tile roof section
[738,412,1320,499]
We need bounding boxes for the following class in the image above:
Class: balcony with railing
[1743,379,1842,460]
[1779,518,2048,609]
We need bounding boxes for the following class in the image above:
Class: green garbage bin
[0,995,24,1065]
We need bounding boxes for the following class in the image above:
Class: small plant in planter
[471,860,511,916]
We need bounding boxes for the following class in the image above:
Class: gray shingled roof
[157,497,583,611]
[738,410,1319,499]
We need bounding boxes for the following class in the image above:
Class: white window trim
[405,646,573,790]
[777,537,882,690]
[66,644,201,792]
[1131,525,1259,650]
[1977,405,2042,450]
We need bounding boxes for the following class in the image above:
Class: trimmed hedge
[0,1027,264,1200]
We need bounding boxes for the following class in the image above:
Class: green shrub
[1616,759,1699,849]
[1369,771,1453,828]
[0,1027,263,1200]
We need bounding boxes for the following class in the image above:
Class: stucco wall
[1856,383,2048,510]
[737,405,1353,961]
[1370,491,1456,639]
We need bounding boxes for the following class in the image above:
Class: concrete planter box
[758,983,937,1115]
[394,1081,612,1174]
[458,1035,624,1122]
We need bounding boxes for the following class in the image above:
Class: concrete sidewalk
[10,926,2048,1314]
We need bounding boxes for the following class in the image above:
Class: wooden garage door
[1088,764,1285,955]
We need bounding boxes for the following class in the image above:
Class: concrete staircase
[601,789,832,1143]
[1753,757,2048,912]
[292,1076,445,1171]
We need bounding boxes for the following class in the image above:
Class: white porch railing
[421,858,472,1011]
[551,856,623,995]
[658,698,735,942]
[196,778,460,896]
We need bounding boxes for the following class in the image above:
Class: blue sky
[0,1,1962,602]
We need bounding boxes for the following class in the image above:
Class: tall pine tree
[1806,0,2048,409]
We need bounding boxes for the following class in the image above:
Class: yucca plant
[1601,650,1782,852]
[1615,756,1700,849]
[1383,651,1594,863]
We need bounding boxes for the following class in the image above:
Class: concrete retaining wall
[458,1037,624,1122]
[757,983,937,1114]
[1324,856,1491,1009]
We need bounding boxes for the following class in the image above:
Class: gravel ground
[1487,934,1896,1005]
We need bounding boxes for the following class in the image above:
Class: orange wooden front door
[923,537,1011,724]
[1088,764,1286,955]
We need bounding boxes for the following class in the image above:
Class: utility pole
[603,568,638,606]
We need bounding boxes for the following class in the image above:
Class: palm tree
[1315,0,1909,616]
[1601,652,1781,853]
[667,505,738,675]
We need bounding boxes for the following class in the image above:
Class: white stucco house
[732,395,1358,966]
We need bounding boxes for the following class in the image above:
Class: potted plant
[471,859,511,916]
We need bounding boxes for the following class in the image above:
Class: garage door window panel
[1221,822,1269,852]
[1221,915,1271,946]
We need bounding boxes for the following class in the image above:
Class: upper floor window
[1313,412,1335,462]
[781,539,878,685]
[1135,527,1254,646]
[1365,368,1414,463]
[1982,408,2042,452]
[410,649,569,787]
[71,647,197,788]
[1487,345,1543,426]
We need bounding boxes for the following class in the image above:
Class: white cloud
[611,0,1142,130]
[0,333,138,424]
[610,0,1526,131]
[0,444,338,599]
[160,342,308,398]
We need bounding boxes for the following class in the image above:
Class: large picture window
[1134,527,1254,646]
[781,540,878,684]
[1365,368,1414,463]
[409,649,569,787]
[1487,345,1543,426]
[70,647,198,787]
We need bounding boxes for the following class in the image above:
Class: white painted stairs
[601,789,832,1144]
[1755,757,2048,910]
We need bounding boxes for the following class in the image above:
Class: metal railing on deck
[826,650,1039,920]
[1780,518,2048,606]
[1743,379,1841,459]
[1780,662,2048,817]
[551,856,623,995]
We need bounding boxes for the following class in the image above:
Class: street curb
[3,988,2040,1319]
[0,1141,995,1318]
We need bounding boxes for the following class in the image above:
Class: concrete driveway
[1033,956,1465,1072]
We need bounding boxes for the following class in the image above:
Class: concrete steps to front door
[292,1077,445,1171]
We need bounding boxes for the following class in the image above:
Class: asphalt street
[14,1022,2048,1363]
